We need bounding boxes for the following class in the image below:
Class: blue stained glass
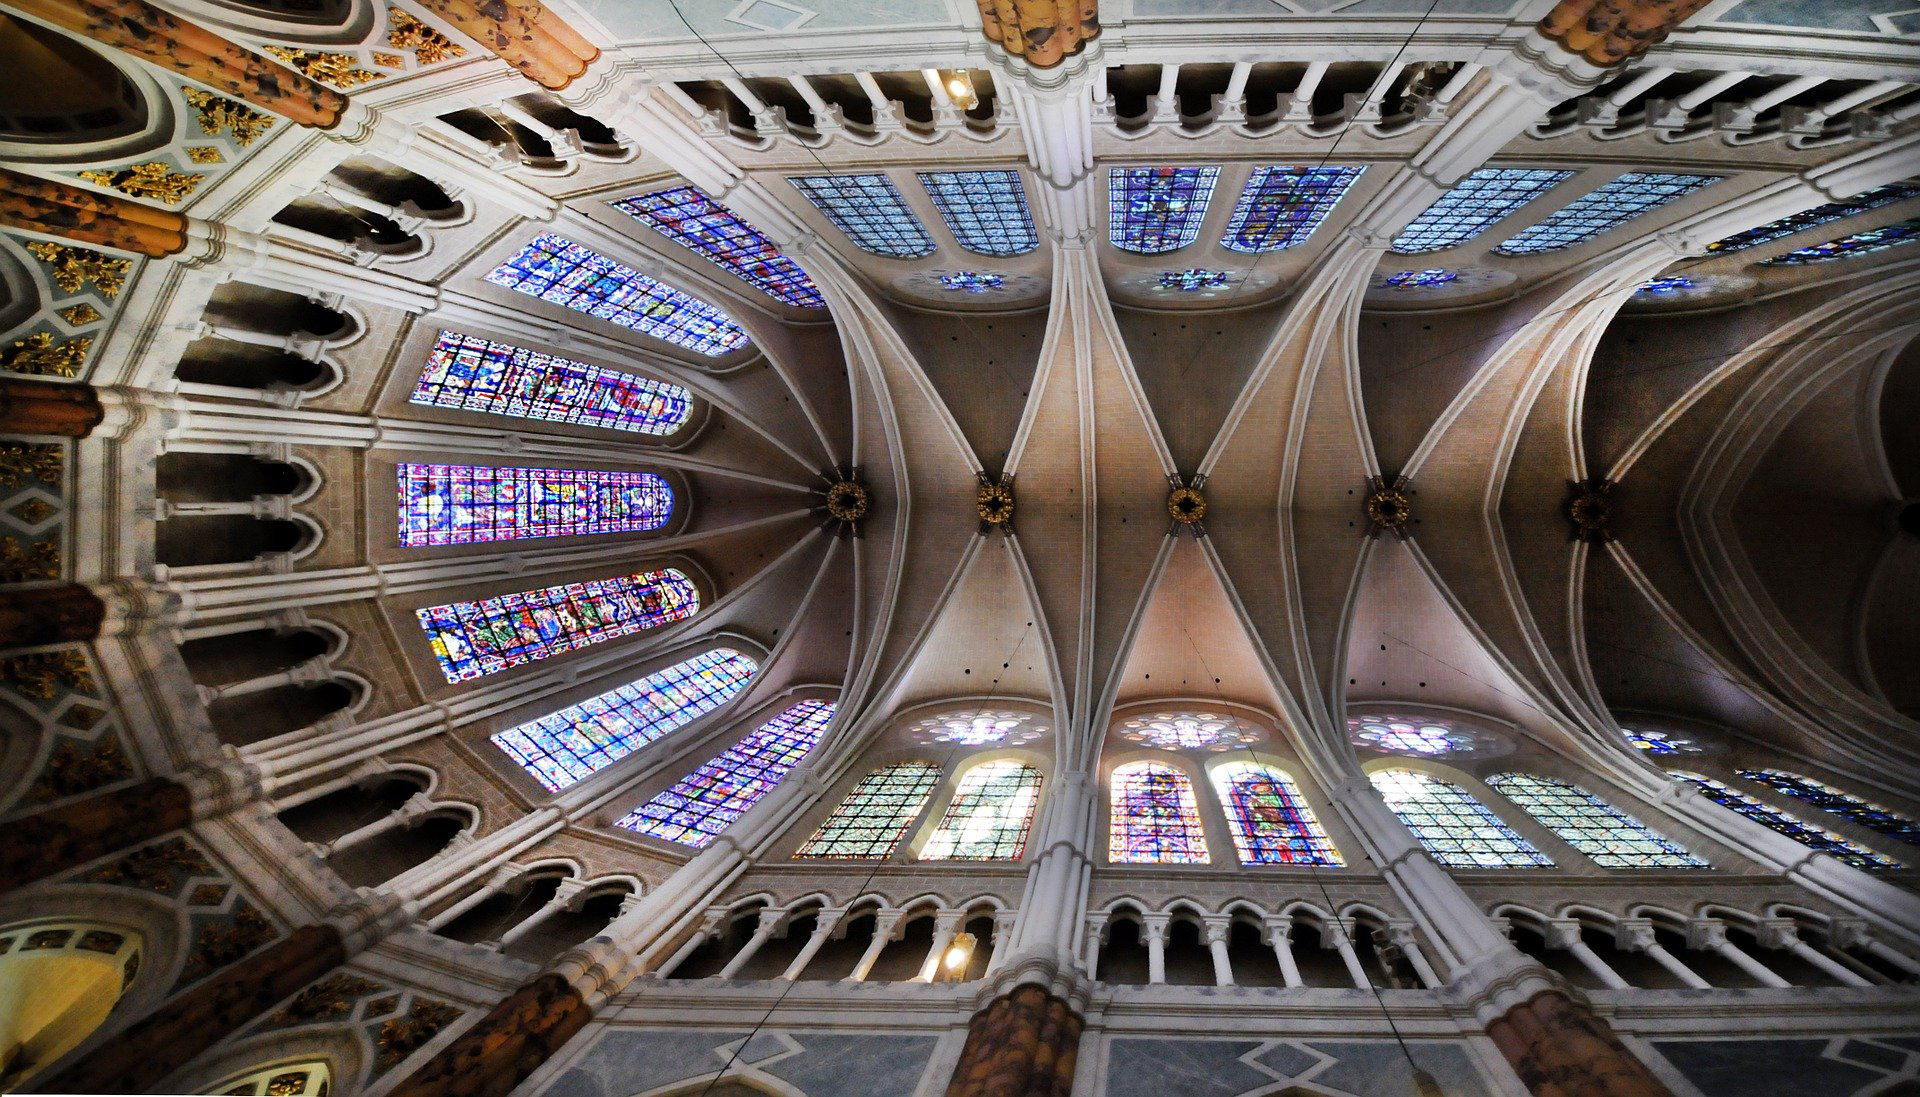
[1495,172,1720,255]
[1109,761,1209,864]
[1737,770,1920,848]
[918,170,1039,256]
[411,331,691,436]
[1158,268,1230,291]
[610,186,823,309]
[491,648,757,792]
[416,569,699,683]
[1391,168,1573,254]
[398,464,672,547]
[940,271,1004,293]
[1761,217,1920,265]
[1708,182,1920,255]
[1372,769,1553,868]
[1637,276,1695,294]
[485,233,750,356]
[1210,761,1342,866]
[616,699,836,847]
[1673,771,1899,869]
[788,174,935,258]
[1221,165,1364,253]
[1379,268,1459,288]
[1109,166,1220,254]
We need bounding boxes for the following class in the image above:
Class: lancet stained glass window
[485,233,750,356]
[919,170,1039,256]
[398,464,672,547]
[1736,770,1920,847]
[610,186,823,308]
[1221,165,1364,252]
[416,568,699,682]
[1672,772,1898,869]
[617,699,837,847]
[1706,182,1920,255]
[1210,761,1342,866]
[1371,769,1552,868]
[411,331,692,436]
[1390,168,1572,254]
[788,174,936,258]
[795,762,942,859]
[1761,217,1920,265]
[1486,774,1704,869]
[1494,172,1719,255]
[491,648,757,791]
[1108,761,1209,864]
[1108,166,1221,254]
[922,760,1044,861]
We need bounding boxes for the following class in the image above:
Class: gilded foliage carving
[2,332,92,378]
[0,649,92,699]
[24,736,132,803]
[186,147,225,165]
[78,163,203,204]
[24,241,131,298]
[181,88,277,148]
[374,999,463,1071]
[269,972,386,1026]
[387,10,465,64]
[182,899,276,982]
[86,837,215,894]
[263,47,387,89]
[0,536,60,582]
[59,303,103,326]
[0,442,62,491]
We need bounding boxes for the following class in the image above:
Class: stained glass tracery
[921,760,1044,861]
[1486,774,1704,869]
[1349,715,1479,756]
[1210,761,1342,866]
[485,234,750,356]
[1116,711,1260,751]
[1108,761,1209,864]
[1371,769,1552,868]
[919,170,1039,256]
[398,464,672,547]
[411,331,692,436]
[610,186,823,309]
[1220,165,1364,253]
[1157,268,1230,291]
[1380,268,1459,287]
[796,762,942,859]
[491,648,757,791]
[1390,168,1573,254]
[416,569,699,682]
[1108,166,1221,254]
[788,174,936,258]
[1672,771,1898,869]
[1736,770,1920,847]
[1761,217,1920,265]
[910,710,1046,746]
[1636,276,1695,295]
[939,271,1004,293]
[1706,182,1920,255]
[1494,172,1720,255]
[616,699,837,847]
[1625,728,1703,755]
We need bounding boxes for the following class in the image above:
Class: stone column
[943,983,1083,1097]
[778,908,843,981]
[425,865,527,932]
[715,910,783,980]
[1539,0,1714,65]
[1485,991,1677,1097]
[1143,918,1168,985]
[1755,919,1871,987]
[1545,921,1630,991]
[1687,919,1790,988]
[1323,919,1372,989]
[1267,920,1304,988]
[918,912,965,982]
[492,879,589,951]
[849,911,904,982]
[1204,918,1234,987]
[0,377,104,438]
[0,584,104,649]
[40,895,406,1092]
[1616,920,1710,989]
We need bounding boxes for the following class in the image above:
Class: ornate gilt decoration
[78,163,204,204]
[180,88,277,147]
[185,146,225,165]
[25,241,131,298]
[263,46,388,89]
[86,837,215,894]
[976,473,1015,534]
[0,442,62,490]
[1166,473,1208,537]
[182,900,276,982]
[59,303,102,326]
[0,536,59,582]
[1,649,93,699]
[815,465,871,537]
[2,332,92,377]
[270,972,386,1026]
[24,736,132,803]
[388,9,465,64]
[1566,478,1616,544]
[1364,474,1415,540]
[188,883,230,907]
[374,998,463,1071]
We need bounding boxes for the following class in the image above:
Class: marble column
[0,167,188,257]
[1484,991,1676,1097]
[0,377,104,437]
[1,778,189,893]
[381,972,593,1097]
[944,983,1082,1097]
[411,0,598,90]
[1539,0,1714,65]
[0,584,104,649]
[975,0,1099,70]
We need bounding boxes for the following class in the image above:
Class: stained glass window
[788,174,935,258]
[1349,715,1479,756]
[1108,167,1221,254]
[1380,268,1459,288]
[1672,771,1898,869]
[919,170,1039,256]
[1209,761,1342,866]
[1486,774,1704,869]
[616,699,837,847]
[610,186,823,309]
[1116,710,1260,751]
[1707,182,1920,255]
[909,710,1047,746]
[939,271,1004,293]
[1736,770,1920,848]
[1494,172,1720,255]
[491,648,757,791]
[1108,761,1209,864]
[411,330,692,436]
[1625,728,1703,754]
[1390,168,1573,254]
[795,762,942,859]
[1371,769,1553,868]
[397,464,672,547]
[416,569,699,683]
[1636,276,1695,295]
[1158,268,1230,291]
[921,760,1044,861]
[1221,165,1364,253]
[1761,217,1920,265]
[485,233,750,356]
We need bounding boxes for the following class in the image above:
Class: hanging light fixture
[945,69,980,112]
[941,931,979,980]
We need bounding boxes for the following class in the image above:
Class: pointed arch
[795,761,942,859]
[1735,769,1920,847]
[1671,771,1899,869]
[617,699,837,848]
[1208,760,1342,866]
[1370,769,1552,868]
[921,759,1043,861]
[1485,773,1705,869]
[1108,760,1209,865]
